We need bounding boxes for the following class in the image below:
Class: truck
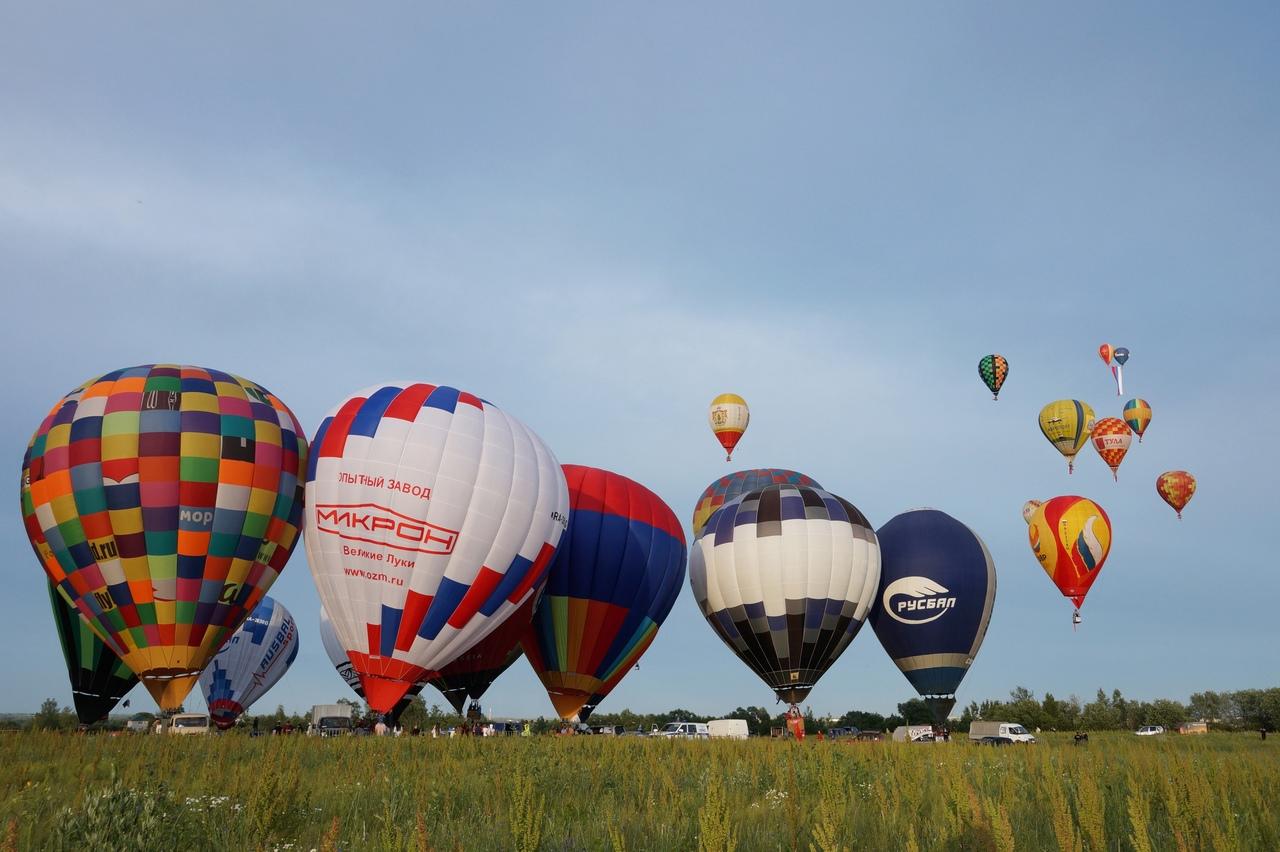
[168,713,211,735]
[311,704,354,736]
[708,719,749,739]
[968,721,1036,743]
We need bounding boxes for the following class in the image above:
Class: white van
[168,713,211,735]
[656,721,709,739]
[708,719,749,740]
[968,721,1036,743]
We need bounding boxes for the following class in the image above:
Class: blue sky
[2,3,1276,718]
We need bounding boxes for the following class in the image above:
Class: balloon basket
[1072,609,1081,631]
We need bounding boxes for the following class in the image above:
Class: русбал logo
[882,576,956,625]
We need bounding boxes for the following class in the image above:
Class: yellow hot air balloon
[708,394,749,461]
[1038,400,1096,474]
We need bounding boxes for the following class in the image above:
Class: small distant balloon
[1123,398,1152,442]
[1098,344,1113,365]
[978,355,1009,400]
[1156,471,1197,520]
[1090,418,1134,481]
[1038,400,1096,474]
[1113,347,1130,366]
[1022,500,1043,524]
[708,394,749,461]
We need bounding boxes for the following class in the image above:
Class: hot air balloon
[319,606,424,724]
[1038,400,1096,473]
[1021,500,1043,524]
[304,382,568,714]
[46,581,137,725]
[198,595,298,729]
[1123,398,1152,442]
[708,394,749,461]
[522,465,685,721]
[21,365,307,711]
[869,510,996,726]
[689,484,880,709]
[428,593,534,715]
[1112,347,1130,395]
[1090,418,1134,481]
[1156,471,1197,520]
[978,355,1009,400]
[1113,347,1129,366]
[691,469,822,540]
[1027,496,1112,623]
[1098,344,1113,366]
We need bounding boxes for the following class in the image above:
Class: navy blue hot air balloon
[868,509,996,725]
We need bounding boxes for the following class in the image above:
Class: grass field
[1,732,1275,851]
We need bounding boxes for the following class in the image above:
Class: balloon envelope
[978,355,1009,400]
[869,510,996,724]
[1022,500,1043,525]
[47,581,137,724]
[21,365,307,710]
[689,484,880,705]
[1098,344,1112,365]
[1113,347,1130,366]
[691,469,822,540]
[708,394,749,461]
[1123,398,1152,442]
[1156,471,1197,519]
[199,595,298,729]
[1028,496,1112,609]
[319,606,424,722]
[1090,418,1134,480]
[1038,400,1096,473]
[428,593,534,715]
[522,465,686,720]
[304,382,568,713]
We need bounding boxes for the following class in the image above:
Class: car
[656,721,709,739]
[1136,725,1165,736]
[978,736,1015,747]
[855,731,884,742]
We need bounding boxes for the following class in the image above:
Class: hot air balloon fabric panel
[1038,400,1096,473]
[1157,471,1197,519]
[198,595,299,729]
[523,466,686,720]
[978,355,1009,400]
[1123,399,1152,442]
[1028,496,1112,608]
[691,469,822,540]
[320,606,425,721]
[868,511,996,700]
[21,365,307,710]
[1021,500,1043,525]
[689,485,880,705]
[47,581,137,724]
[429,593,534,714]
[708,394,749,460]
[304,383,568,713]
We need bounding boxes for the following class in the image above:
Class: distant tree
[33,698,64,731]
[897,699,934,726]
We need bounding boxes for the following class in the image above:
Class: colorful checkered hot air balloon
[1156,471,1197,520]
[304,382,568,714]
[869,510,996,726]
[1123,398,1152,442]
[708,394,749,461]
[691,469,821,540]
[522,465,686,721]
[1090,418,1134,481]
[46,581,137,724]
[689,484,880,708]
[21,365,307,711]
[978,354,1009,400]
[198,595,298,729]
[1027,496,1112,624]
[1038,400,1096,474]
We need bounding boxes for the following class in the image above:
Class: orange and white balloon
[1090,418,1133,481]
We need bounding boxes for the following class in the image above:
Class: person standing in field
[374,719,388,736]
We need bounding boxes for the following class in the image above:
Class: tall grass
[0,732,1274,850]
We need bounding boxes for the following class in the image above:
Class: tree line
[12,686,1279,734]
